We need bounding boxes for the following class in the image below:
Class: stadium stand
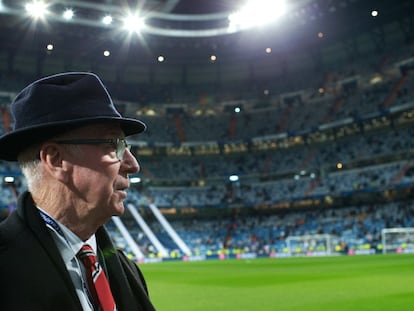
[1,54,414,260]
[1,0,414,261]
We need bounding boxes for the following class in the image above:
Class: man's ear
[39,143,70,183]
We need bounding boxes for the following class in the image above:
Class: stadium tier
[1,0,414,263]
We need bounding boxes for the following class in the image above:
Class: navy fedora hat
[0,72,146,161]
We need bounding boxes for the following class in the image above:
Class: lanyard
[38,209,98,310]
[38,208,68,243]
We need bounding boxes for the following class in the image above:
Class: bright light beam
[123,13,145,33]
[25,0,48,19]
[228,0,286,31]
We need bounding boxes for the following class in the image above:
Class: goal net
[286,234,335,256]
[381,227,414,254]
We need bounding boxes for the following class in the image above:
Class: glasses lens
[116,139,130,160]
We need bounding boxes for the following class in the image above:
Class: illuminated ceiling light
[123,13,145,33]
[103,50,110,57]
[130,177,141,184]
[157,55,165,62]
[4,176,15,183]
[210,55,217,62]
[228,0,286,31]
[370,74,383,84]
[265,47,272,54]
[102,15,113,25]
[25,1,48,19]
[234,107,241,113]
[46,43,53,51]
[62,9,74,20]
[371,10,378,17]
[229,175,239,182]
[318,31,324,38]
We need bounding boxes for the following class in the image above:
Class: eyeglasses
[53,138,131,160]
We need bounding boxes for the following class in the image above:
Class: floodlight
[229,175,239,182]
[229,0,286,30]
[123,13,145,33]
[25,0,48,19]
[62,9,74,20]
[102,15,113,25]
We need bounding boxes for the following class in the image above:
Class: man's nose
[121,148,139,174]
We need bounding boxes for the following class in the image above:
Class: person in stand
[0,72,156,311]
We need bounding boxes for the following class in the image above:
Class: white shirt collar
[37,206,97,264]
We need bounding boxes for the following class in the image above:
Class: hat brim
[0,116,146,161]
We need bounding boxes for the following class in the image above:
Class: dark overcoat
[0,191,156,311]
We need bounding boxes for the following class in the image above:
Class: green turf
[140,254,414,311]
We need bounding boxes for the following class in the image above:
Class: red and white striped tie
[78,244,116,311]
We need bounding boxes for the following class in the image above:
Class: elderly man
[0,72,156,311]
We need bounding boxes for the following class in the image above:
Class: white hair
[17,143,43,193]
[18,141,81,194]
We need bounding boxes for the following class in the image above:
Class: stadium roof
[0,0,412,87]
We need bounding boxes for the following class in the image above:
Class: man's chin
[113,202,125,216]
[108,198,125,217]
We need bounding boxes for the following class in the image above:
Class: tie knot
[78,244,97,264]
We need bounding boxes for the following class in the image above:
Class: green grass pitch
[140,254,414,311]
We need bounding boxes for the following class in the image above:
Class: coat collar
[16,191,82,306]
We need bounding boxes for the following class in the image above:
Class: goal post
[381,227,414,254]
[286,234,335,256]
